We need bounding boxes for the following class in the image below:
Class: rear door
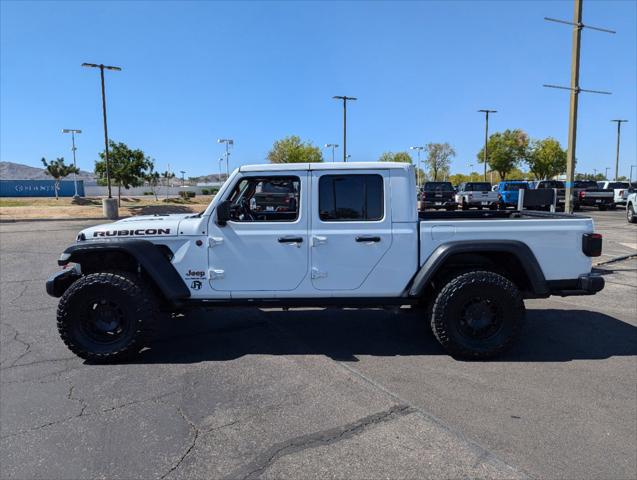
[310,170,391,291]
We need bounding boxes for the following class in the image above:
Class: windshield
[466,182,491,191]
[423,182,453,192]
[607,182,629,189]
[503,183,527,191]
[574,181,598,188]
[538,181,565,188]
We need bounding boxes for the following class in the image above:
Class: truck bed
[418,210,587,221]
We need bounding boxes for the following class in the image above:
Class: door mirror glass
[216,200,231,226]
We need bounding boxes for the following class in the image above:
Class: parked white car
[46,162,605,362]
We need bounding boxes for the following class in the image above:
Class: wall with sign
[0,180,85,197]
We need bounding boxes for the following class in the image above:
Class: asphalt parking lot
[1,209,635,479]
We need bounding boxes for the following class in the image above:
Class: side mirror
[216,200,231,226]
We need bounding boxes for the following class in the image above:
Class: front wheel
[628,204,637,224]
[57,271,159,363]
[430,270,525,359]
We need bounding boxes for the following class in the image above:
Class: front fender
[57,240,190,303]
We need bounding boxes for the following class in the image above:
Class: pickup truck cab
[496,181,528,208]
[46,162,604,362]
[455,182,498,210]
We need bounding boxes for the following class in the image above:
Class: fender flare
[407,240,548,297]
[58,240,190,302]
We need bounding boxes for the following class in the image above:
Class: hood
[78,213,195,241]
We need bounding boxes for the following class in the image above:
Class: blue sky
[1,0,636,178]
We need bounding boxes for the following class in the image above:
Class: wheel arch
[58,240,190,303]
[408,240,549,298]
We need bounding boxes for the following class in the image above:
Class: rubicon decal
[93,228,171,237]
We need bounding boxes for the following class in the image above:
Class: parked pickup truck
[496,181,528,208]
[46,162,604,363]
[420,181,457,210]
[599,181,632,207]
[455,182,498,210]
[527,180,566,209]
[573,180,614,211]
[627,192,637,224]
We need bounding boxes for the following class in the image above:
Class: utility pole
[478,110,496,181]
[333,96,357,161]
[62,129,82,198]
[611,119,628,181]
[543,0,615,213]
[81,63,121,199]
[410,146,425,188]
[324,144,339,162]
[217,139,233,177]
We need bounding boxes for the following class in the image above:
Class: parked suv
[496,181,528,208]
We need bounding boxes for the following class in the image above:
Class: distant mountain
[0,161,95,181]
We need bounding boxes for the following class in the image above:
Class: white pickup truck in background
[455,181,499,209]
[47,162,605,363]
[600,181,633,206]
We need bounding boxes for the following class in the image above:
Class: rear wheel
[57,271,159,363]
[608,204,617,210]
[430,270,524,359]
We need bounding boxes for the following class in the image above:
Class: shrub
[179,191,196,199]
[143,191,153,195]
[201,189,210,195]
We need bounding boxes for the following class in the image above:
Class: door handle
[355,236,381,243]
[278,237,303,243]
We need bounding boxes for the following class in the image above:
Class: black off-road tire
[608,203,616,211]
[628,204,637,224]
[430,270,525,359]
[57,271,159,363]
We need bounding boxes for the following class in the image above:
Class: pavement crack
[160,406,200,479]
[227,404,412,480]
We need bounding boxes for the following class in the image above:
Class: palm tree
[41,157,80,200]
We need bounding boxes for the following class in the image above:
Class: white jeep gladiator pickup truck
[46,162,605,362]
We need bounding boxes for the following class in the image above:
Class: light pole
[324,144,339,162]
[478,109,497,181]
[333,96,357,161]
[611,119,628,181]
[62,129,82,198]
[345,154,352,161]
[605,167,610,179]
[410,146,425,188]
[468,164,474,182]
[630,165,636,184]
[217,139,233,177]
[81,63,121,199]
[218,158,225,182]
[180,170,186,187]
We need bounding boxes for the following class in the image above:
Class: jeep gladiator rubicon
[46,162,605,362]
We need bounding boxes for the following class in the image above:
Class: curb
[594,253,637,266]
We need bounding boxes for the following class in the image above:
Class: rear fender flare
[408,240,548,297]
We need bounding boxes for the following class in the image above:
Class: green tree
[378,151,413,163]
[267,135,323,163]
[425,143,455,181]
[477,129,529,180]
[95,141,153,205]
[526,137,567,180]
[41,157,79,200]
[143,163,161,201]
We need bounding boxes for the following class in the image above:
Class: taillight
[618,190,624,196]
[582,233,602,257]
[579,191,586,199]
[422,192,427,199]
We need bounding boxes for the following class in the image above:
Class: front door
[310,170,392,291]
[207,172,309,292]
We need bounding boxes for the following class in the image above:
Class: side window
[227,176,300,222]
[319,174,384,221]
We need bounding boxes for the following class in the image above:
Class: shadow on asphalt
[122,307,637,365]
[127,204,195,215]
